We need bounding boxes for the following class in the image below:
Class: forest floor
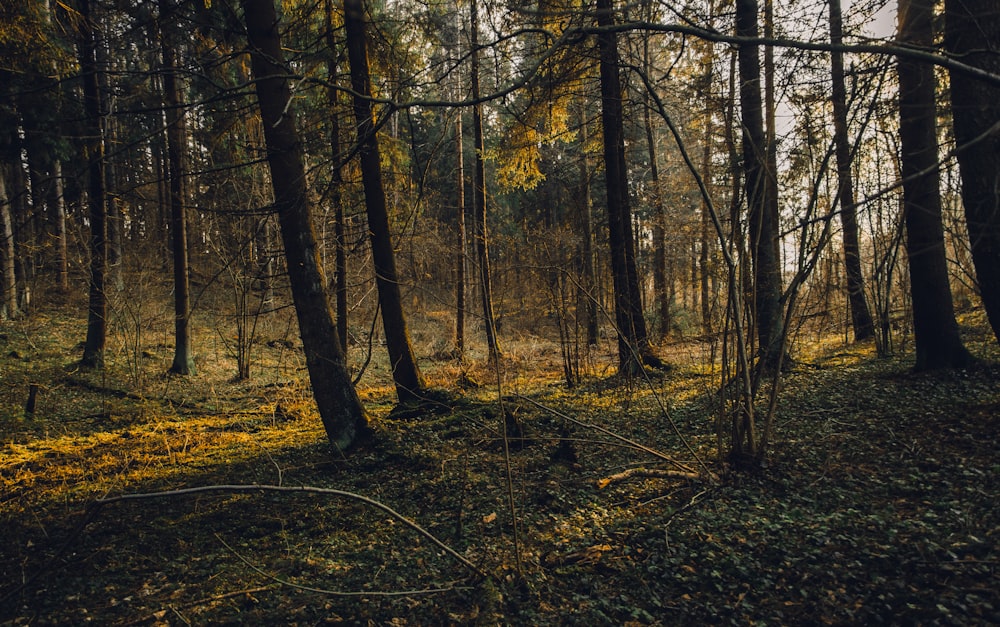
[1,298,998,625]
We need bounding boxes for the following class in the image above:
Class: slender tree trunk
[945,0,1000,346]
[52,160,69,292]
[161,0,195,376]
[596,0,661,374]
[325,0,349,356]
[0,170,17,320]
[897,0,973,370]
[343,0,427,401]
[642,35,669,341]
[698,13,717,336]
[243,0,369,451]
[78,0,107,370]
[9,144,31,313]
[470,0,501,359]
[736,0,783,370]
[829,0,875,342]
[577,103,599,346]
[452,7,467,355]
[455,102,467,355]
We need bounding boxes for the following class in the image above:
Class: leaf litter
[0,306,998,624]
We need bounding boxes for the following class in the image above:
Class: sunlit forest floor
[1,294,998,625]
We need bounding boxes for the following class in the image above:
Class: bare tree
[896,0,972,370]
[829,0,875,342]
[78,0,108,370]
[242,0,369,451]
[596,0,662,374]
[160,0,195,375]
[945,0,1000,346]
[343,0,428,402]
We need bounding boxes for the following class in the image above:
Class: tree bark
[945,0,1000,346]
[897,0,973,370]
[343,0,427,401]
[325,0,349,357]
[577,104,600,346]
[52,160,69,292]
[161,0,195,376]
[243,0,369,451]
[470,0,501,360]
[0,169,16,320]
[736,0,783,370]
[78,0,107,370]
[829,0,875,342]
[596,0,660,374]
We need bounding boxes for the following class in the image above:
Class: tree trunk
[897,0,973,370]
[343,0,427,401]
[52,160,69,292]
[0,169,16,320]
[161,0,195,376]
[452,8,467,355]
[470,0,501,359]
[78,0,107,370]
[736,0,783,370]
[243,0,369,451]
[698,13,717,336]
[945,0,1000,346]
[455,102,467,355]
[642,35,669,341]
[596,0,660,374]
[577,105,600,347]
[829,0,875,342]
[325,0,349,356]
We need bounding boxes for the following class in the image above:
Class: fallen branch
[596,467,701,489]
[94,484,488,581]
[216,533,471,597]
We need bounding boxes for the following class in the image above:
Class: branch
[94,484,488,580]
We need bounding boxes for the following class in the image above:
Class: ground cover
[1,303,998,625]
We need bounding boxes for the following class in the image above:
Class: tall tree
[470,0,501,359]
[642,30,670,340]
[736,0,783,369]
[595,0,662,374]
[78,0,108,370]
[325,0,349,356]
[0,169,16,320]
[452,6,467,356]
[160,0,195,375]
[829,0,875,342]
[897,0,973,370]
[343,0,428,401]
[945,0,1000,346]
[242,0,369,451]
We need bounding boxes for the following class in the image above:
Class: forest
[1,0,998,623]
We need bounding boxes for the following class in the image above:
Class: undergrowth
[1,302,998,625]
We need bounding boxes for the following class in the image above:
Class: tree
[736,0,783,370]
[78,0,108,370]
[829,0,875,342]
[945,0,1000,346]
[0,169,15,320]
[595,0,662,374]
[343,0,427,402]
[469,0,501,360]
[325,0,350,357]
[242,0,369,451]
[160,0,195,376]
[896,0,972,370]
